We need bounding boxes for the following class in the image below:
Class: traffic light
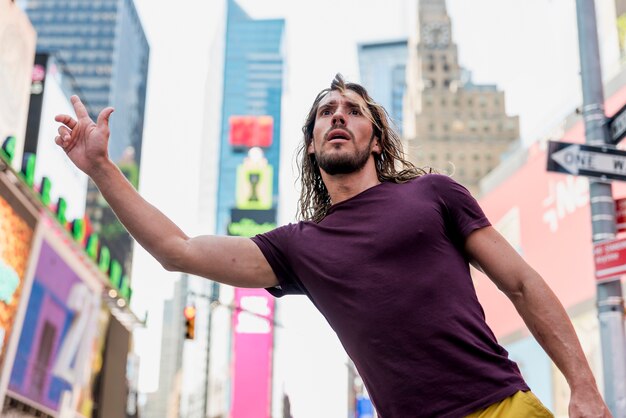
[184,305,196,340]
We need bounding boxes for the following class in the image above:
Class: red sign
[229,116,273,148]
[593,237,626,281]
[616,198,626,233]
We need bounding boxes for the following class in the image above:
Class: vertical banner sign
[0,179,37,405]
[230,147,276,417]
[8,236,101,415]
[231,288,275,418]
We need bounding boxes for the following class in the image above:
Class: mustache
[323,125,355,141]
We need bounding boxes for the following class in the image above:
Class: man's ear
[372,137,381,155]
[307,140,314,155]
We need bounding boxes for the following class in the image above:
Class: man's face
[308,89,380,175]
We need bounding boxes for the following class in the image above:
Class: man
[55,74,610,417]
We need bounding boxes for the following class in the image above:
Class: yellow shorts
[465,390,554,418]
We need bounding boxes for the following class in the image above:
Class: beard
[316,139,374,175]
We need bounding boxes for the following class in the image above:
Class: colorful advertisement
[8,228,102,416]
[76,306,110,418]
[0,175,38,405]
[227,209,276,237]
[235,152,273,210]
[229,115,274,148]
[28,54,88,220]
[231,288,275,418]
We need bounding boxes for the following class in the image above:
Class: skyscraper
[22,0,150,276]
[357,39,408,134]
[192,1,285,417]
[22,0,149,164]
[215,0,284,235]
[404,0,519,195]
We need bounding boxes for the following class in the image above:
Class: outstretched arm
[465,226,611,418]
[55,96,277,288]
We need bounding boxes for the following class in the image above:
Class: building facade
[357,39,408,134]
[404,0,519,195]
[0,0,36,171]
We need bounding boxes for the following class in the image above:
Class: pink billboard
[231,288,275,418]
[476,84,626,339]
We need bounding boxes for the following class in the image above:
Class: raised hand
[54,95,114,176]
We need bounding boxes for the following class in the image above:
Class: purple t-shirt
[251,174,528,417]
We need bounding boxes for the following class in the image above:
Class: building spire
[418,0,447,14]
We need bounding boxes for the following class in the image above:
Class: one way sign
[547,140,626,181]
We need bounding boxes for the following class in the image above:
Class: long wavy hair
[297,74,427,222]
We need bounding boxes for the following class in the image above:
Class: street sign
[608,103,626,144]
[594,237,626,281]
[547,140,626,181]
[616,198,626,233]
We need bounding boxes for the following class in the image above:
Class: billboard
[230,147,276,417]
[76,306,110,418]
[229,116,274,148]
[8,221,103,416]
[231,288,275,418]
[28,54,88,220]
[0,0,37,170]
[0,173,38,405]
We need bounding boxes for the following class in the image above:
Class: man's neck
[321,166,381,205]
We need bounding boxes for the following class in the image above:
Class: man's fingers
[55,114,77,129]
[58,126,72,141]
[71,95,90,120]
[96,107,114,130]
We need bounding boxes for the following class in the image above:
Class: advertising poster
[8,219,103,416]
[231,288,275,418]
[0,174,38,405]
[229,115,273,148]
[76,306,110,418]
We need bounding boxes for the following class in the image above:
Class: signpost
[607,103,626,144]
[547,140,626,181]
[594,237,626,282]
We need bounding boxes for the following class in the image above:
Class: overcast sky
[128,0,620,392]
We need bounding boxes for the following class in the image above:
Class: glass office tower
[22,0,149,164]
[216,0,285,235]
[357,39,408,134]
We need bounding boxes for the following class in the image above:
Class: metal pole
[575,0,626,415]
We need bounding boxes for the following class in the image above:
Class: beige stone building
[403,0,519,195]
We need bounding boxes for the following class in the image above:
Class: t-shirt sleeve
[251,223,306,298]
[431,174,491,240]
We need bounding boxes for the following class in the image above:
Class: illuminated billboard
[229,115,274,148]
[27,54,88,220]
[0,174,38,405]
[8,226,103,415]
[231,288,275,418]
